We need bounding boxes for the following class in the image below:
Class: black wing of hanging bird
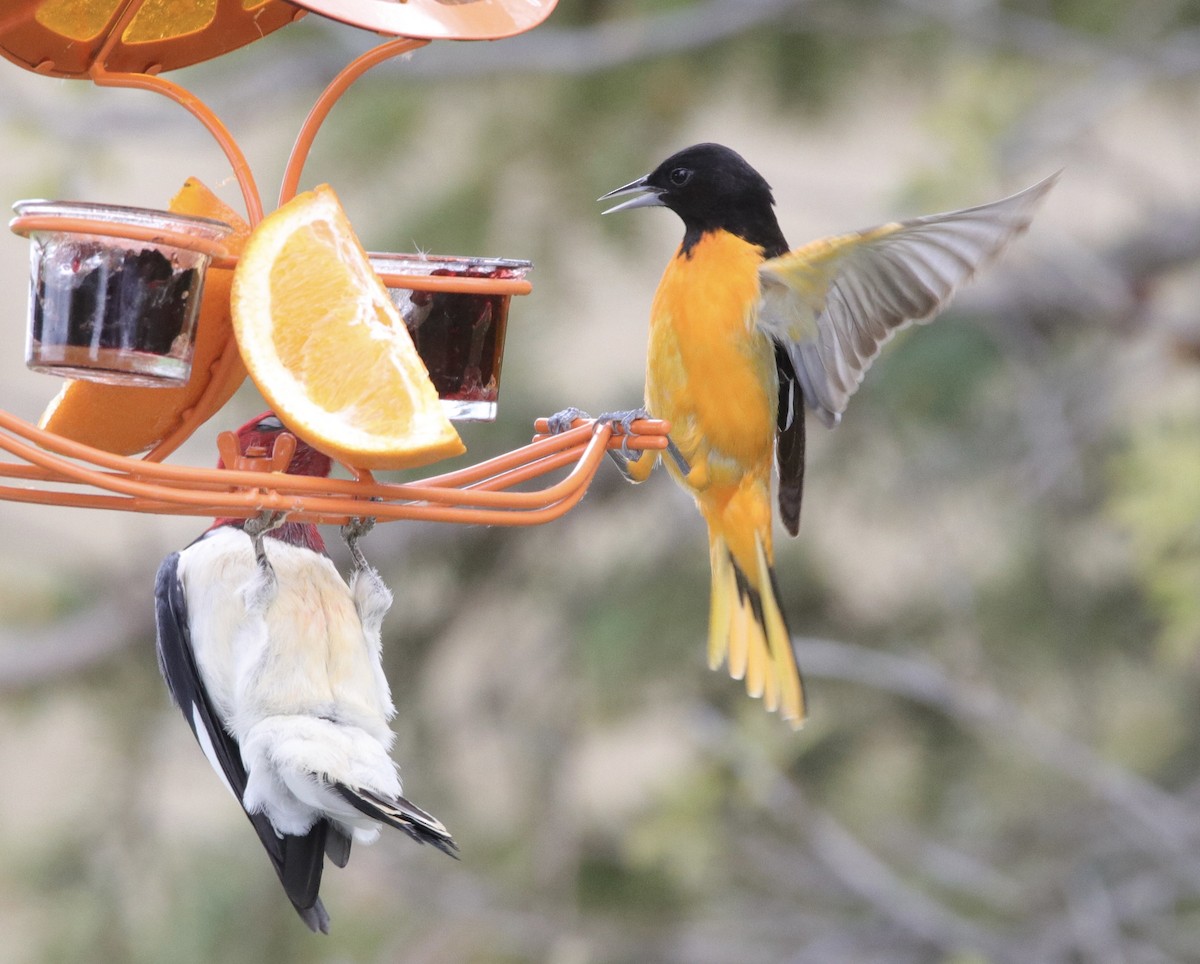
[154,550,335,934]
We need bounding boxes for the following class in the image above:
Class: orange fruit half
[231,184,464,470]
[38,178,250,456]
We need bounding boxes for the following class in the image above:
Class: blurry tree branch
[1026,866,1189,961]
[962,207,1200,493]
[793,788,1005,956]
[723,631,1200,960]
[389,0,1200,84]
[796,636,1200,877]
[748,715,1198,962]
[890,0,1200,165]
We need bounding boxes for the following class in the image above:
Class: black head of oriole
[600,142,1057,728]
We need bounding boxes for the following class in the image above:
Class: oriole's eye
[256,415,285,432]
[669,167,693,186]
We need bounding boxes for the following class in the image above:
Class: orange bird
[592,143,1056,728]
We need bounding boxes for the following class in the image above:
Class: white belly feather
[176,526,400,840]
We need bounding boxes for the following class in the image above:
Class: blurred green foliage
[1111,416,1200,664]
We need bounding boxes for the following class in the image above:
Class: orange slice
[231,184,464,470]
[38,178,250,456]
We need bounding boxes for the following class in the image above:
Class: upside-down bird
[595,143,1056,728]
[153,412,456,933]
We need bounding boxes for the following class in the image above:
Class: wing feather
[759,172,1058,426]
[332,785,458,858]
[154,550,332,934]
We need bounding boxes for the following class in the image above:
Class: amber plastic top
[0,0,558,79]
[0,1,304,79]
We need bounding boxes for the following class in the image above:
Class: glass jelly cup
[370,253,532,422]
[13,199,233,387]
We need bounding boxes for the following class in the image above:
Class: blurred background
[2,1,1199,961]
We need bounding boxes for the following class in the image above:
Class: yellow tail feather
[755,539,803,724]
[708,545,734,672]
[728,601,751,682]
[745,617,768,700]
[707,533,806,727]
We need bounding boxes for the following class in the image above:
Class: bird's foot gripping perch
[595,407,651,458]
[547,405,648,447]
[596,408,691,477]
[243,510,289,569]
[546,406,690,480]
[340,516,392,631]
[242,510,288,610]
[544,406,590,435]
[340,516,376,574]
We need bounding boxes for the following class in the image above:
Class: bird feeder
[0,0,667,526]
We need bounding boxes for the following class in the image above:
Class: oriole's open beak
[598,174,665,214]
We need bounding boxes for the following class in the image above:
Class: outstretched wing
[153,551,333,934]
[758,172,1059,428]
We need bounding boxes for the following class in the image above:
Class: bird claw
[342,515,375,544]
[546,406,589,435]
[596,407,650,459]
[341,516,376,573]
[242,510,286,605]
[548,406,681,479]
[244,509,287,537]
[547,407,649,457]
[244,510,287,569]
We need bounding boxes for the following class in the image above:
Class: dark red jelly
[31,242,197,356]
[16,199,231,387]
[375,256,531,421]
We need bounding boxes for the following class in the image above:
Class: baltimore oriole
[586,143,1056,728]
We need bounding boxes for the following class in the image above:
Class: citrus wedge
[231,184,464,470]
[38,178,250,456]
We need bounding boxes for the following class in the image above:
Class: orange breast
[645,231,776,488]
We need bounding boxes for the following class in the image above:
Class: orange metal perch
[0,409,669,527]
[1,0,599,528]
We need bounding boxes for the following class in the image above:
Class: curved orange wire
[279,37,430,207]
[0,408,669,527]
[85,0,262,225]
[10,214,236,266]
[88,65,264,226]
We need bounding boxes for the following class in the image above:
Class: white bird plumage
[177,526,399,842]
[154,412,455,935]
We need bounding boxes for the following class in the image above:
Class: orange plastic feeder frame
[0,0,669,527]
